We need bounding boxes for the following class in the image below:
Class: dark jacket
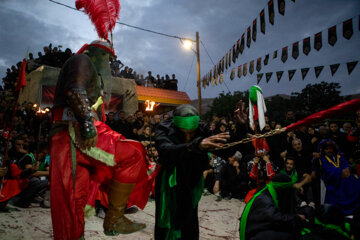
[245,190,302,240]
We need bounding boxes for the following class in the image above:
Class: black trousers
[11,177,48,207]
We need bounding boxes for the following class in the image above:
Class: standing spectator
[145,71,155,87]
[283,110,295,127]
[341,122,352,134]
[329,121,351,158]
[106,112,118,131]
[132,110,144,139]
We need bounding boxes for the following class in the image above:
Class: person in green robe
[154,104,230,240]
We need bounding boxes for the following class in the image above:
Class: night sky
[0,0,359,99]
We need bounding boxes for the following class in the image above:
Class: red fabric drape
[286,99,360,131]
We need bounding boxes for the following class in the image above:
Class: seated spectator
[318,139,360,215]
[280,155,314,209]
[219,151,248,200]
[0,137,47,209]
[218,122,228,133]
[205,153,226,200]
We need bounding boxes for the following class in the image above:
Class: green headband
[173,115,200,130]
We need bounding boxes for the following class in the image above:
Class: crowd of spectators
[110,61,179,91]
[1,42,359,237]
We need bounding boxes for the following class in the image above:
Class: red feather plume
[76,0,121,40]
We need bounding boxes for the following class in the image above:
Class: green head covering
[249,85,262,104]
[173,104,200,130]
[240,174,294,240]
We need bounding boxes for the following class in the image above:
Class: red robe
[50,121,149,240]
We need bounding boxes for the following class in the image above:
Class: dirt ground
[0,195,245,240]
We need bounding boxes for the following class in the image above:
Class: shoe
[203,189,211,196]
[224,196,232,200]
[215,195,222,202]
[31,196,44,204]
[103,180,146,236]
[40,201,50,208]
[308,202,315,209]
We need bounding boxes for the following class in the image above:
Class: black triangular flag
[343,18,353,40]
[278,0,285,15]
[238,65,242,78]
[301,68,309,80]
[225,53,228,69]
[228,49,232,67]
[236,39,240,58]
[347,61,358,75]
[268,0,274,25]
[264,54,269,65]
[273,50,277,59]
[281,47,288,63]
[252,19,257,42]
[276,71,284,82]
[291,0,295,2]
[247,26,251,48]
[266,72,272,82]
[260,9,266,34]
[249,60,254,74]
[256,58,262,72]
[209,70,212,83]
[232,45,236,63]
[243,63,248,76]
[314,66,324,78]
[218,61,222,74]
[330,64,340,76]
[292,42,299,59]
[257,73,263,84]
[240,34,245,54]
[314,32,322,51]
[303,37,311,56]
[328,25,337,46]
[288,69,296,81]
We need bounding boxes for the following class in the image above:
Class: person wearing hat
[318,139,360,216]
[154,104,230,240]
[50,40,148,239]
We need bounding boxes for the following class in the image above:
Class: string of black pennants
[202,0,359,88]
[255,60,358,84]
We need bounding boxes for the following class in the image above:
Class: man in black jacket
[154,104,230,240]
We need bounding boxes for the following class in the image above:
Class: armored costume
[50,41,147,239]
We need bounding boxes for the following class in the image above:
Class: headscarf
[173,104,200,130]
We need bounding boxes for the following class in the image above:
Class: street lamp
[181,32,201,116]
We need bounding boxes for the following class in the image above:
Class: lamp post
[182,32,201,116]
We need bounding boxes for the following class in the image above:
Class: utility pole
[196,32,201,116]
